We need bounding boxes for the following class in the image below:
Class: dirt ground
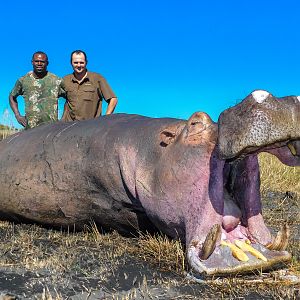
[0,191,299,300]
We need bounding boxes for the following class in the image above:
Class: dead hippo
[0,90,298,276]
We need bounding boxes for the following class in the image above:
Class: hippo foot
[187,224,292,276]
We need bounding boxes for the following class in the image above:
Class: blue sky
[1,0,300,128]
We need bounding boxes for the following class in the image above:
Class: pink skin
[221,225,250,243]
[131,112,288,276]
[134,113,265,250]
[228,154,273,245]
[133,113,225,246]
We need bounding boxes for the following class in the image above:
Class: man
[61,50,117,121]
[9,51,63,129]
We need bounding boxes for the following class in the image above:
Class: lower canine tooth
[200,224,221,260]
[221,240,249,262]
[267,224,290,251]
[235,240,268,262]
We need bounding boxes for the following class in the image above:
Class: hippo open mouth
[0,90,298,278]
[187,90,299,276]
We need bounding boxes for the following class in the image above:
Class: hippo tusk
[200,224,221,260]
[287,142,297,156]
[266,224,290,251]
[235,240,267,261]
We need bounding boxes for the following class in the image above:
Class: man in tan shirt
[61,50,118,121]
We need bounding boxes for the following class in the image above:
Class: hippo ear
[184,112,217,144]
[160,122,185,146]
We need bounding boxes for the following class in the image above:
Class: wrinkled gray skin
[0,90,298,276]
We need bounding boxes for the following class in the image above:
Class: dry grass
[137,232,186,274]
[0,129,18,141]
[259,152,300,194]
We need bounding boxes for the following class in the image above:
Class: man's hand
[15,114,27,127]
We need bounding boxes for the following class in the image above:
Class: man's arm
[61,101,68,121]
[97,76,117,116]
[59,78,68,121]
[9,94,27,127]
[105,97,118,115]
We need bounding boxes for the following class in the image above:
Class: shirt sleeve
[98,77,116,102]
[10,79,23,98]
[58,78,66,99]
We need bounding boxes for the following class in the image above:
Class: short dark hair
[70,50,88,63]
[32,51,48,61]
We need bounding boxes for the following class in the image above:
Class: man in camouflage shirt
[9,51,64,129]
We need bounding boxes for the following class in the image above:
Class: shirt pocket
[82,87,96,101]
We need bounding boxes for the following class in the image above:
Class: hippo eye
[251,90,270,103]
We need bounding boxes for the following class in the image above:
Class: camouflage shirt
[10,72,64,129]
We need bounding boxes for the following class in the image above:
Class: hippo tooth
[200,224,221,260]
[297,96,300,102]
[251,90,270,103]
[220,240,249,262]
[235,240,267,261]
[267,224,290,251]
[287,143,297,156]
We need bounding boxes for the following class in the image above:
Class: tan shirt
[62,71,116,121]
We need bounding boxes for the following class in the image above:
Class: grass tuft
[137,232,186,274]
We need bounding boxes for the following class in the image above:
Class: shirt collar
[71,71,90,84]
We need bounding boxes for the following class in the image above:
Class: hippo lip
[193,245,291,276]
[188,224,291,276]
[220,139,300,162]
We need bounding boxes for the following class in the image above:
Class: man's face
[71,53,87,76]
[32,53,48,74]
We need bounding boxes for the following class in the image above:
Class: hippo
[0,90,298,276]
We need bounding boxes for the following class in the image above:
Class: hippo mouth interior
[188,140,296,276]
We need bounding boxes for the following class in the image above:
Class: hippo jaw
[186,191,291,277]
[185,92,298,276]
[184,154,292,276]
[187,224,291,276]
[218,90,300,162]
[158,106,293,277]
